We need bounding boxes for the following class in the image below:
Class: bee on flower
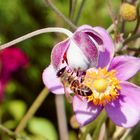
[43,25,140,128]
[56,66,92,98]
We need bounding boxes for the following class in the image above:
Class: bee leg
[80,77,84,83]
[76,71,79,76]
[72,68,79,76]
[80,75,85,83]
[63,83,73,103]
[80,71,86,82]
[64,88,73,103]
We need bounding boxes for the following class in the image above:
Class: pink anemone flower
[0,47,28,101]
[43,25,140,128]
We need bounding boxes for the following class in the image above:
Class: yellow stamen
[93,78,107,92]
[83,68,121,106]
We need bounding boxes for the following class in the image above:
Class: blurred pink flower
[0,47,28,101]
[42,25,140,128]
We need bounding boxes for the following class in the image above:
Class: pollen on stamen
[83,68,121,106]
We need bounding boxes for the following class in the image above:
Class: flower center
[93,78,107,92]
[83,68,121,106]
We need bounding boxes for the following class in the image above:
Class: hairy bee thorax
[56,66,92,96]
[57,66,78,85]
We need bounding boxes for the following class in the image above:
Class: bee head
[56,66,66,77]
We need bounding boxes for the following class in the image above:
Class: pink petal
[73,95,102,126]
[75,25,114,68]
[93,27,114,68]
[76,25,94,32]
[42,65,65,94]
[51,39,70,69]
[109,55,140,81]
[105,81,140,128]
[76,25,104,46]
[72,31,99,68]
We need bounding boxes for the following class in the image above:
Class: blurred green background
[0,0,140,140]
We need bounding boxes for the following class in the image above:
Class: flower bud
[120,3,137,21]
[70,115,79,129]
[67,41,90,70]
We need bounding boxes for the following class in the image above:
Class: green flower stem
[79,110,107,140]
[14,87,49,134]
[0,19,118,51]
[131,0,140,35]
[43,0,77,31]
[74,0,87,24]
[132,1,140,35]
[106,119,116,139]
[0,27,73,50]
[69,0,77,20]
[107,20,118,33]
[0,124,18,139]
[92,111,107,139]
[113,127,127,140]
[123,33,140,45]
[115,32,140,52]
[55,95,69,140]
[69,0,73,18]
[120,129,131,140]
[98,123,106,140]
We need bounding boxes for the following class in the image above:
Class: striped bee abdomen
[70,80,92,96]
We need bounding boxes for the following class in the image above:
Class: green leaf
[8,100,27,121]
[6,81,17,95]
[28,117,58,140]
[3,120,17,129]
[27,135,46,140]
[69,131,78,140]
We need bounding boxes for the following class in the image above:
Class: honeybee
[56,66,92,97]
